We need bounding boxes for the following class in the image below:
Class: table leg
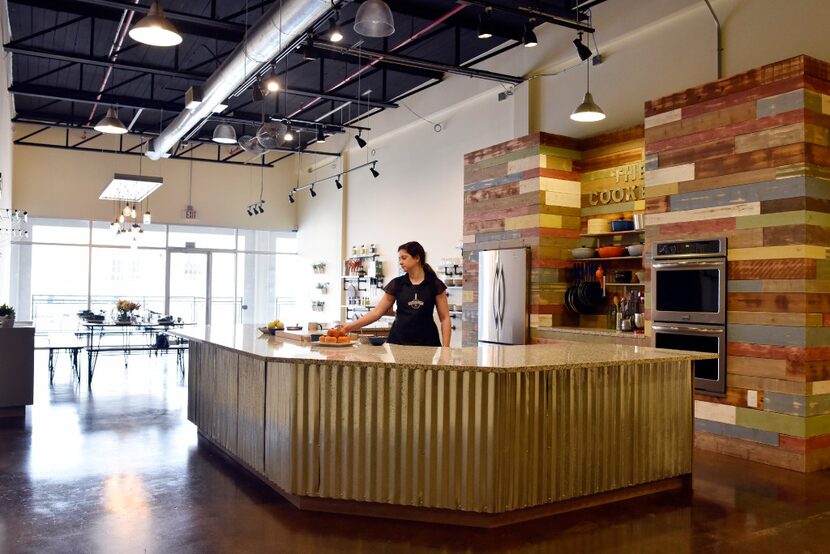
[48,348,55,384]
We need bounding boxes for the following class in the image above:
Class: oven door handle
[652,260,725,269]
[653,324,725,335]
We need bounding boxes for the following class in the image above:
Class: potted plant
[0,303,15,328]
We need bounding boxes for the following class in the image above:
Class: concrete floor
[2,351,830,553]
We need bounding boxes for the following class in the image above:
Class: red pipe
[289,4,467,119]
[86,0,140,125]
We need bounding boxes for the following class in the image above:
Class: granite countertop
[537,326,647,339]
[171,325,714,372]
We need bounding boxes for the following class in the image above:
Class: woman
[341,241,451,347]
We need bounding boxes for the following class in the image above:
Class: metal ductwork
[146,0,330,160]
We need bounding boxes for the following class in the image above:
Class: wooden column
[462,133,583,345]
[644,55,830,472]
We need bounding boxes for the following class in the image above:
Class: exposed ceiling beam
[3,44,211,81]
[313,41,524,85]
[8,0,246,42]
[460,1,595,33]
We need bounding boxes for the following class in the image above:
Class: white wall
[13,127,298,231]
[0,2,14,303]
[297,0,830,324]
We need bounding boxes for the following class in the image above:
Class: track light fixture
[252,76,265,102]
[335,176,343,189]
[284,124,294,142]
[264,62,280,92]
[327,8,343,43]
[288,193,295,204]
[477,6,493,39]
[354,131,367,149]
[316,127,327,143]
[246,199,266,216]
[573,31,593,61]
[285,160,378,203]
[310,185,317,198]
[522,18,538,48]
[370,162,380,178]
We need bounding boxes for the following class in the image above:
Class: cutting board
[271,328,392,342]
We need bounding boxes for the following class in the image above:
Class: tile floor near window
[2,353,830,553]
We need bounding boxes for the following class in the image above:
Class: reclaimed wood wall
[644,55,830,472]
[462,133,583,345]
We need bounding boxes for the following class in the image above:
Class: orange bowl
[597,246,628,258]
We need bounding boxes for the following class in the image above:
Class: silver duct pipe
[146,0,330,160]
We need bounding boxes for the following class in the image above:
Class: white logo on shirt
[408,293,424,310]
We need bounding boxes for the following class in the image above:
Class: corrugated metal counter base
[189,341,694,527]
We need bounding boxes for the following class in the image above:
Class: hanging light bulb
[570,61,605,122]
[522,19,538,48]
[119,213,125,224]
[212,123,237,144]
[477,6,493,39]
[122,204,132,217]
[354,0,395,38]
[128,2,183,47]
[264,62,280,93]
[284,124,294,142]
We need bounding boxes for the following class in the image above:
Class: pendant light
[128,2,183,47]
[212,123,237,144]
[522,19,538,48]
[570,61,605,122]
[327,9,344,42]
[94,107,128,134]
[264,62,280,93]
[354,0,395,38]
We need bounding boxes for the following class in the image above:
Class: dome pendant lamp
[354,0,395,38]
[128,2,183,47]
[94,107,128,134]
[570,61,605,123]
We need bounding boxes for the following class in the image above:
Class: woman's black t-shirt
[384,273,447,346]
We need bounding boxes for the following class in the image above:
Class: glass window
[275,253,306,325]
[90,247,167,317]
[28,244,90,331]
[29,218,89,244]
[91,221,167,248]
[276,237,298,254]
[236,253,276,325]
[168,225,235,250]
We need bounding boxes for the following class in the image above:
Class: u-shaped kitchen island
[172,325,713,527]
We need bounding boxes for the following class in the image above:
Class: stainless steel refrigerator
[477,248,528,345]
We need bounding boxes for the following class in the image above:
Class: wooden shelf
[581,230,644,238]
[572,255,643,262]
[346,253,378,260]
[605,283,645,287]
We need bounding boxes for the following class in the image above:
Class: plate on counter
[314,340,358,347]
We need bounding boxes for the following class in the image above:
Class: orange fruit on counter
[327,328,337,337]
[336,336,350,344]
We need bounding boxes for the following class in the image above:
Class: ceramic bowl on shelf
[627,244,644,256]
[597,246,627,258]
[571,247,596,259]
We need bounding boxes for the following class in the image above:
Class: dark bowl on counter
[368,336,387,346]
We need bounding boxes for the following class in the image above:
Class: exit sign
[185,205,197,219]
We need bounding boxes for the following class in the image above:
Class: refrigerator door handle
[498,261,506,329]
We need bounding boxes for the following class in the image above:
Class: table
[33,332,85,383]
[81,321,190,386]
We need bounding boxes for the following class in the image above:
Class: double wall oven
[652,238,727,395]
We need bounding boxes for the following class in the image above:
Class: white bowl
[627,244,644,256]
[572,247,596,259]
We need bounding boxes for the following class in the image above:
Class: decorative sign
[185,205,198,219]
[588,162,645,206]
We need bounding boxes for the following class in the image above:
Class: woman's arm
[435,290,451,347]
[342,293,395,333]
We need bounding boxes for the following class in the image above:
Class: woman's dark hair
[398,241,438,280]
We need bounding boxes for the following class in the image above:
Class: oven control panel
[654,238,726,258]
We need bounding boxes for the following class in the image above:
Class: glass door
[210,252,237,327]
[167,251,208,325]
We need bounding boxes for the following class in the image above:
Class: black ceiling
[4,0,605,162]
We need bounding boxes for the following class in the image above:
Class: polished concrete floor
[2,353,830,554]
